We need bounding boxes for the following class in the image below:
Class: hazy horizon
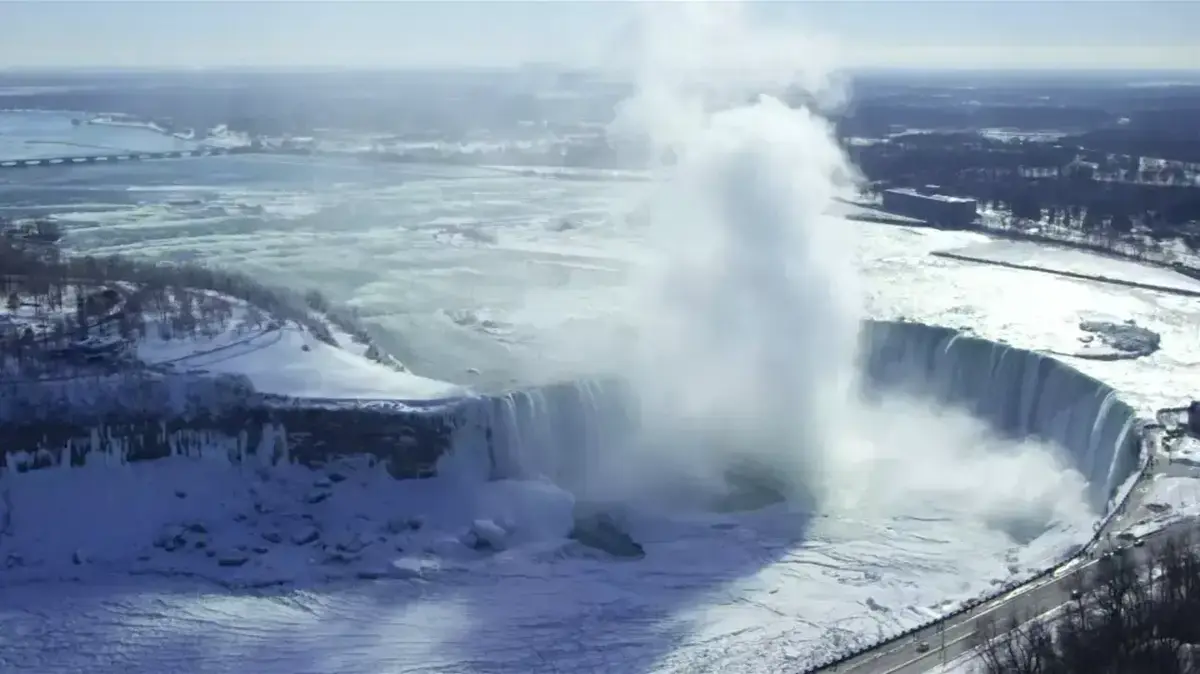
[1,1,1196,73]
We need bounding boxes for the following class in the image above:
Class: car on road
[1134,538,1146,548]
[916,641,931,654]
[1070,589,1083,601]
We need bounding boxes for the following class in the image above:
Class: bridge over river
[0,145,268,169]
[0,146,478,171]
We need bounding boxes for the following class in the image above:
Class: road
[930,251,1200,299]
[822,519,1192,674]
[814,417,1200,674]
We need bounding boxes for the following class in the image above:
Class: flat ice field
[2,105,1199,674]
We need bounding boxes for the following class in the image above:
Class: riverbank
[843,196,1200,279]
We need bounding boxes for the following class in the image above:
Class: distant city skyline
[1,1,1196,72]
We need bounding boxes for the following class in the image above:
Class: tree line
[974,532,1200,673]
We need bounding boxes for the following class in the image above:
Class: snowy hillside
[0,272,463,423]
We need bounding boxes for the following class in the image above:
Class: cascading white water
[481,379,638,491]
[858,321,1140,513]
[448,317,1139,512]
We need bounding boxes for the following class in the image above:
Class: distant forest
[850,131,1200,245]
[3,70,1198,245]
[5,69,1198,162]
[830,76,1200,243]
[0,70,624,138]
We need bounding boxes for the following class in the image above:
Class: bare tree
[974,536,1200,674]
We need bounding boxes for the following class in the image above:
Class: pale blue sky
[1,1,1196,71]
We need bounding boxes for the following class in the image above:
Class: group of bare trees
[0,236,385,379]
[975,534,1200,674]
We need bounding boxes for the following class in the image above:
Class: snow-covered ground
[132,297,461,400]
[156,321,458,399]
[2,108,1200,673]
[0,439,575,585]
[1171,436,1200,468]
[1126,475,1200,538]
[930,654,982,674]
[0,445,1079,673]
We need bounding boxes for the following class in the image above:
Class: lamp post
[940,621,946,668]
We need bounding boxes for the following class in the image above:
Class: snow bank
[859,320,1142,514]
[0,438,578,584]
[473,478,576,545]
[141,323,463,400]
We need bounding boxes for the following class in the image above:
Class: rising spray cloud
[577,3,1091,545]
[597,2,863,510]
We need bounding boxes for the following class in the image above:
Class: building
[882,187,978,230]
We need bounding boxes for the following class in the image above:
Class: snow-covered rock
[465,519,508,551]
[290,525,321,546]
[475,479,575,545]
